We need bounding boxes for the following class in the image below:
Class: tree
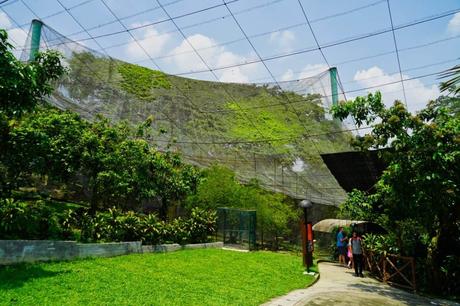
[332,92,460,294]
[0,30,65,118]
[187,165,298,249]
[0,30,66,196]
[151,151,201,220]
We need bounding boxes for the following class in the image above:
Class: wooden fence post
[411,257,416,292]
[383,253,387,283]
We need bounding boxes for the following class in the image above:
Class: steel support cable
[15,6,460,81]
[27,0,96,26]
[339,57,460,85]
[17,3,460,65]
[0,4,29,44]
[99,0,161,70]
[296,0,356,132]
[12,0,278,50]
[297,0,362,150]
[89,0,287,54]
[75,0,384,58]
[55,0,110,57]
[169,8,460,77]
[386,0,408,108]
[14,0,284,64]
[65,0,240,42]
[229,33,460,83]
[0,7,21,46]
[297,0,330,68]
[7,0,182,31]
[12,0,377,55]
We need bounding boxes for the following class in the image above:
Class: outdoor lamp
[299,199,312,225]
[299,199,313,271]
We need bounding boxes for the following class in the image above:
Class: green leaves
[186,165,298,248]
[439,64,460,95]
[0,30,66,118]
[335,91,460,295]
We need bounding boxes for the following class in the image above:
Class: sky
[1,0,459,113]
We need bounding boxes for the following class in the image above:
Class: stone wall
[0,240,223,265]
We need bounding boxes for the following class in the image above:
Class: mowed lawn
[0,248,315,305]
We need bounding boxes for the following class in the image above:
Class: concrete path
[262,262,458,306]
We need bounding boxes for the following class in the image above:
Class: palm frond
[439,65,460,95]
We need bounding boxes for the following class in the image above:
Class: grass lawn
[0,249,315,305]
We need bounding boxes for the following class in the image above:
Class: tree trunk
[159,198,168,221]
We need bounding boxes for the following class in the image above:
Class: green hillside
[49,51,352,205]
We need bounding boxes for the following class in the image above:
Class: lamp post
[299,199,313,271]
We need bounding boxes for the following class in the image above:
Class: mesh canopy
[21,21,357,206]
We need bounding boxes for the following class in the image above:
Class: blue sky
[1,0,459,112]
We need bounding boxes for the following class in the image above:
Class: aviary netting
[21,20,357,206]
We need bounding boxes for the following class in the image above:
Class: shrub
[188,208,216,243]
[0,200,217,244]
[0,199,74,240]
[141,214,162,245]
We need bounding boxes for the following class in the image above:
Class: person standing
[347,238,353,269]
[351,231,364,277]
[336,227,347,265]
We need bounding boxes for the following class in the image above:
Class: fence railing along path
[364,250,416,292]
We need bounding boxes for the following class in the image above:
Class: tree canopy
[332,93,460,295]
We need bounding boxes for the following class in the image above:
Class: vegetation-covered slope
[50,51,352,204]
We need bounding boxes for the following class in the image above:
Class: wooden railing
[364,251,416,292]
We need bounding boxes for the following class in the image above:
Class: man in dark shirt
[351,231,364,277]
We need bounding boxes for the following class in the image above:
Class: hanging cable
[386,0,408,107]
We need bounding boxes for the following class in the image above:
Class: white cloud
[298,64,329,79]
[280,64,328,82]
[168,34,253,83]
[448,12,460,34]
[0,11,11,28]
[281,69,294,81]
[219,68,249,83]
[168,34,214,72]
[270,30,295,52]
[353,66,439,112]
[0,12,27,49]
[126,24,170,59]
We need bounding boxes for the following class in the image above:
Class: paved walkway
[262,262,458,306]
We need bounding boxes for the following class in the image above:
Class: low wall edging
[0,240,223,264]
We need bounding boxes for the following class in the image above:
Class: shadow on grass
[0,264,70,289]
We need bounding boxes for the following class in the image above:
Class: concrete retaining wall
[78,241,142,259]
[141,242,223,253]
[0,240,223,265]
[182,242,223,250]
